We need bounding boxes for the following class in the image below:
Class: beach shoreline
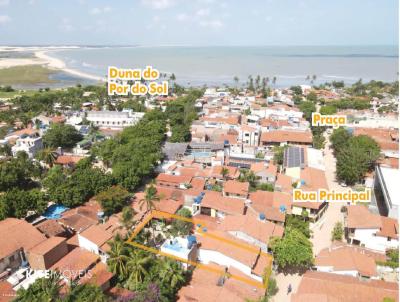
[0,46,105,82]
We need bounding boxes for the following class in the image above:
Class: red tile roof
[346,205,382,229]
[315,245,377,277]
[201,191,246,215]
[223,180,249,196]
[220,213,284,244]
[0,218,46,260]
[292,271,398,302]
[50,248,99,280]
[261,130,312,144]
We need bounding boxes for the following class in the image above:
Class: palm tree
[126,250,153,290]
[306,75,310,81]
[107,235,130,279]
[121,206,136,230]
[170,73,176,95]
[159,259,186,289]
[40,271,63,300]
[140,185,160,213]
[36,148,58,167]
[221,167,230,180]
[312,74,317,82]
[272,76,277,86]
[34,118,41,130]
[233,76,239,89]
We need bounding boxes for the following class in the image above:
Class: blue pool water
[190,152,211,158]
[164,240,186,253]
[43,204,68,219]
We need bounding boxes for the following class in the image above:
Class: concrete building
[86,110,144,129]
[11,133,43,158]
[372,165,399,219]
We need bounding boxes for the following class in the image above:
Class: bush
[331,222,344,241]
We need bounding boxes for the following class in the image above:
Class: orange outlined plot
[126,210,273,290]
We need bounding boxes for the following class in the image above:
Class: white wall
[198,249,262,282]
[353,228,399,252]
[78,234,99,255]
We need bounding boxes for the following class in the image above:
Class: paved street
[310,132,345,255]
[273,132,345,301]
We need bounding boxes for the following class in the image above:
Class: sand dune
[0,46,105,82]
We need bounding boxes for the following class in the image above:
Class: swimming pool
[43,204,68,219]
[190,152,212,158]
[163,239,186,253]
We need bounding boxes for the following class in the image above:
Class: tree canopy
[43,123,83,149]
[270,228,314,271]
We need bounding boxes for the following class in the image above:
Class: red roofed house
[250,162,278,184]
[220,213,284,251]
[196,191,246,218]
[291,167,329,222]
[345,205,398,252]
[314,244,378,279]
[156,173,192,189]
[260,130,312,148]
[27,236,69,270]
[223,180,249,199]
[292,271,398,302]
[0,218,46,274]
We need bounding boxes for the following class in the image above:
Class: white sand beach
[0,46,105,82]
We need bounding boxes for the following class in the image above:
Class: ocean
[51,45,398,87]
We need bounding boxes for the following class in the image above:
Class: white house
[11,134,43,158]
[345,205,399,252]
[314,244,379,279]
[86,110,144,129]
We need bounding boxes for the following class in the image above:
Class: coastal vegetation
[0,65,57,85]
[107,236,190,301]
[14,272,108,302]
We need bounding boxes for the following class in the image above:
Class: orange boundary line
[126,210,271,289]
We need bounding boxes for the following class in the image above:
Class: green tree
[290,86,302,95]
[95,185,130,216]
[36,148,58,167]
[336,135,380,185]
[256,183,274,192]
[298,101,316,122]
[107,236,130,280]
[159,258,186,290]
[221,167,230,180]
[14,271,63,302]
[320,105,337,115]
[170,208,193,236]
[121,206,136,229]
[43,123,83,148]
[273,145,287,165]
[140,185,160,212]
[0,188,48,220]
[285,215,311,238]
[331,222,344,241]
[0,152,39,191]
[125,249,153,290]
[65,283,108,302]
[330,127,351,155]
[269,228,314,270]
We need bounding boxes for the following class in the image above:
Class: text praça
[107,66,168,96]
[312,112,347,127]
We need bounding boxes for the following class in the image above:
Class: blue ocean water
[51,45,398,87]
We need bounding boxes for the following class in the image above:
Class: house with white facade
[314,245,379,279]
[345,205,399,253]
[86,110,144,129]
[11,133,43,158]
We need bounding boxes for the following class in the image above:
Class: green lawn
[0,65,58,85]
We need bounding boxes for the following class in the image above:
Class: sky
[0,0,398,46]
